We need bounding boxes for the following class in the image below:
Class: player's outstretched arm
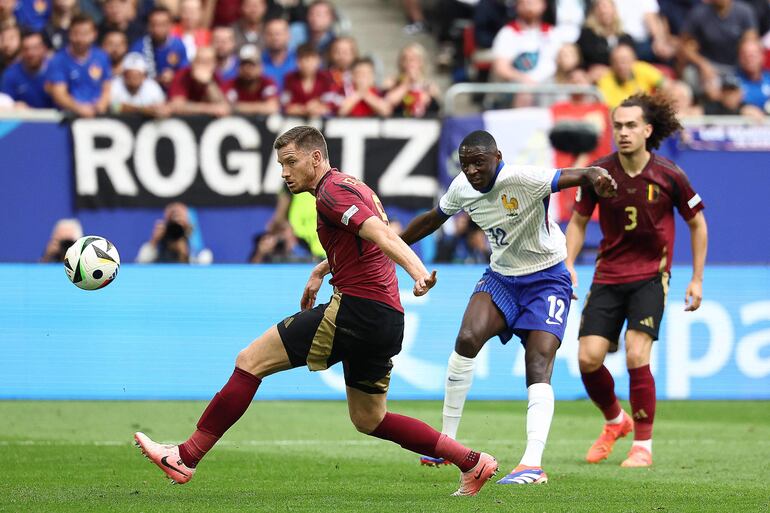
[684,211,708,312]
[359,217,438,296]
[557,167,617,198]
[565,211,591,294]
[300,259,330,310]
[400,208,450,246]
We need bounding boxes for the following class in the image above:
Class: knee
[455,329,482,358]
[349,409,385,434]
[578,346,604,373]
[625,346,650,369]
[235,347,262,376]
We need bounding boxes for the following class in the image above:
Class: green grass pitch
[1,400,768,512]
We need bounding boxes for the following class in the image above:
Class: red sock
[628,364,655,440]
[581,365,622,421]
[369,413,480,472]
[178,367,261,467]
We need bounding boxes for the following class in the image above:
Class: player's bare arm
[400,208,449,245]
[558,167,617,198]
[685,211,708,312]
[358,216,438,296]
[565,211,591,293]
[300,259,330,310]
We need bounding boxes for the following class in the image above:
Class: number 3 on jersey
[624,206,637,231]
[546,295,565,325]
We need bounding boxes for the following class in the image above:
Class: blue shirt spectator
[14,0,50,31]
[261,17,297,91]
[46,14,111,115]
[1,31,53,107]
[130,6,188,89]
[737,38,770,113]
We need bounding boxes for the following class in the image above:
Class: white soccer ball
[64,236,121,290]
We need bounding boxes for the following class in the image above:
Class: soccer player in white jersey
[400,130,616,484]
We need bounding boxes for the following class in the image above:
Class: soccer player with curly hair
[565,93,708,468]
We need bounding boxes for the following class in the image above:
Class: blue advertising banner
[1,264,768,400]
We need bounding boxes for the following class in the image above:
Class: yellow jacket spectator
[597,43,664,108]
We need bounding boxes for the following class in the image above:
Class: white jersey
[438,162,566,276]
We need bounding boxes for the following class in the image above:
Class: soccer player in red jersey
[134,126,500,496]
[565,94,708,468]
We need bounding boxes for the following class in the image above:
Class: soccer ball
[64,236,121,290]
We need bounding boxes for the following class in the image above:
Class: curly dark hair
[617,93,682,150]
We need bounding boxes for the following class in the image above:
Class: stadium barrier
[2,264,768,400]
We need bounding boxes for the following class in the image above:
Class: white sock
[519,383,555,468]
[632,439,652,453]
[607,411,624,425]
[441,351,475,439]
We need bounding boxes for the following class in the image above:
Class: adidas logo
[639,316,655,329]
[633,409,649,420]
[283,316,295,328]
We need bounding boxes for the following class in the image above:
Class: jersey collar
[479,161,504,194]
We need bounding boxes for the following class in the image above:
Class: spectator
[576,0,634,82]
[41,218,83,262]
[290,0,336,54]
[227,43,279,115]
[98,0,143,45]
[739,0,770,38]
[615,0,674,63]
[0,22,20,75]
[539,42,581,105]
[384,42,440,117]
[552,0,590,43]
[266,183,325,259]
[101,28,127,75]
[401,0,426,35]
[435,213,491,264]
[205,0,240,28]
[326,34,356,90]
[211,25,238,81]
[171,0,210,59]
[0,0,18,29]
[1,30,53,107]
[46,14,110,117]
[597,43,665,108]
[680,0,758,100]
[249,220,311,263]
[43,0,76,51]
[273,0,306,25]
[337,57,391,117]
[473,0,516,51]
[136,202,212,264]
[665,79,704,118]
[491,0,564,93]
[281,42,336,117]
[736,37,770,113]
[658,0,698,36]
[168,45,230,116]
[130,6,189,89]
[261,17,296,91]
[110,51,169,115]
[704,75,765,120]
[15,0,51,32]
[231,0,266,48]
[433,0,475,70]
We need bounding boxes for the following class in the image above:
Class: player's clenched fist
[587,166,617,198]
[413,270,438,296]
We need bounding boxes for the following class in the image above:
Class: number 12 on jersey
[546,295,565,325]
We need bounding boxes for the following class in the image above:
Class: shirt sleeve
[45,54,66,84]
[177,41,190,68]
[670,166,704,221]
[168,71,187,99]
[573,183,597,217]
[0,68,14,96]
[317,183,377,234]
[491,26,515,60]
[516,165,560,199]
[437,177,463,216]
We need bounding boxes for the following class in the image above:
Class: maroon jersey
[281,70,338,110]
[315,169,403,313]
[168,68,229,102]
[574,152,704,284]
[228,76,279,102]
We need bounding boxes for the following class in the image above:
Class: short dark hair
[70,13,97,30]
[101,28,127,41]
[352,56,374,69]
[274,126,329,160]
[20,29,46,45]
[296,43,319,59]
[616,93,682,150]
[148,6,173,20]
[460,130,498,152]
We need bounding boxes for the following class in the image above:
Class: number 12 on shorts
[546,295,565,325]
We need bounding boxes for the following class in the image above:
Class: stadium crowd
[0,0,768,117]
